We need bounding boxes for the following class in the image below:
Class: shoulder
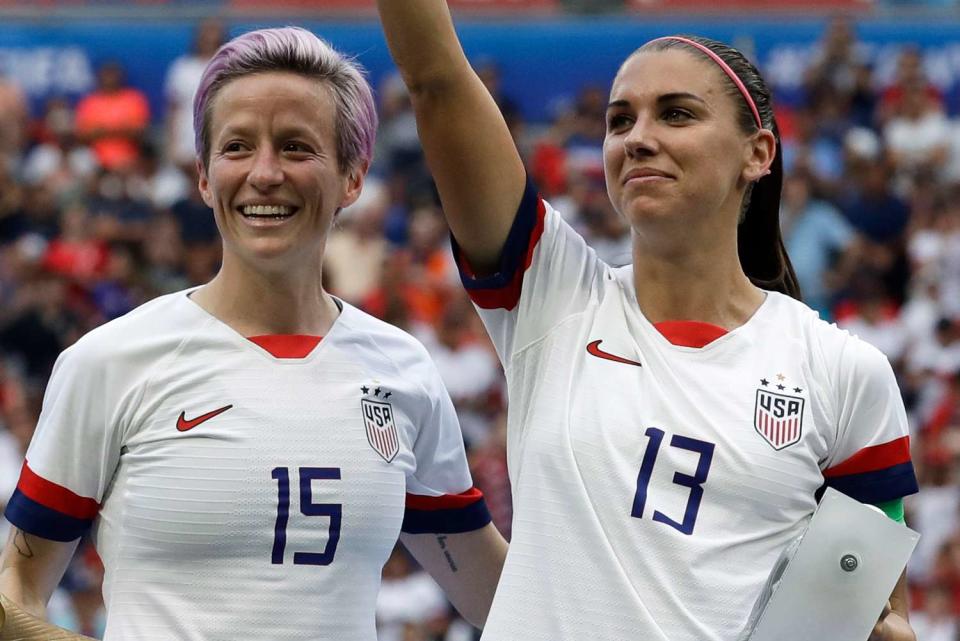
[60,290,199,373]
[769,293,893,391]
[804,305,889,376]
[335,302,439,375]
[761,291,823,329]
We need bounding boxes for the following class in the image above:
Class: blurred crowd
[1,14,960,641]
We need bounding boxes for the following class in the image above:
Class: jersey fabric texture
[453,179,919,641]
[5,290,489,641]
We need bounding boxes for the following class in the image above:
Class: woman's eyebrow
[607,92,707,112]
[657,92,707,106]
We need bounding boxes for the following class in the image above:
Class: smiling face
[198,71,363,273]
[603,49,772,233]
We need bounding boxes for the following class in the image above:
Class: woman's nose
[623,116,659,158]
[247,148,284,190]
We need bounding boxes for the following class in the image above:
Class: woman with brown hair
[376,3,919,640]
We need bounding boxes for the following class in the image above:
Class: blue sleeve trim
[4,488,93,542]
[823,461,919,505]
[401,498,492,534]
[453,175,540,292]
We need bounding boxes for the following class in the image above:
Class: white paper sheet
[741,488,920,641]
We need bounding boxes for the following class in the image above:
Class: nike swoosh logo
[177,405,234,432]
[586,340,642,367]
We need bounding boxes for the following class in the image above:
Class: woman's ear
[197,159,215,209]
[743,128,777,184]
[339,160,369,210]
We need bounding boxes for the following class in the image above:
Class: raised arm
[377,0,527,273]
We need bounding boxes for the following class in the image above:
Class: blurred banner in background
[230,0,558,10]
[626,0,870,8]
[1,17,959,123]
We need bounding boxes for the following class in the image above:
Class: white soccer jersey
[454,180,918,641]
[5,291,489,641]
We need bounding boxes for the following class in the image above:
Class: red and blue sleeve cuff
[3,463,99,542]
[401,487,492,534]
[453,176,546,311]
[822,436,919,504]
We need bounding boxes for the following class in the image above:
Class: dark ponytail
[736,139,801,299]
[640,36,802,301]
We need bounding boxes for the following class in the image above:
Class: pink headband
[648,36,763,130]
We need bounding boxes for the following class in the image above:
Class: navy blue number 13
[632,428,715,535]
[271,467,342,565]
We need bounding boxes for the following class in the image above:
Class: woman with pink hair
[0,26,505,641]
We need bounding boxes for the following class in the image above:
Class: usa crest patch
[754,385,805,450]
[361,386,399,462]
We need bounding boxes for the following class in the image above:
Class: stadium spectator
[781,167,861,318]
[325,177,390,305]
[877,46,944,127]
[397,205,460,325]
[41,202,109,286]
[803,16,869,112]
[164,19,227,168]
[934,199,960,316]
[75,62,150,171]
[423,295,502,448]
[16,182,61,242]
[883,74,950,188]
[929,535,960,615]
[88,243,142,322]
[563,84,607,183]
[84,169,152,245]
[476,59,524,148]
[376,546,450,641]
[167,161,220,247]
[908,454,958,584]
[376,72,425,177]
[781,105,845,196]
[837,277,909,363]
[0,269,81,383]
[909,583,957,641]
[129,141,190,210]
[566,173,632,266]
[0,71,28,171]
[848,61,879,129]
[468,411,511,541]
[840,160,911,301]
[0,165,26,245]
[140,212,192,295]
[21,98,98,199]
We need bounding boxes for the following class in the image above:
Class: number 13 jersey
[454,180,918,641]
[5,292,489,641]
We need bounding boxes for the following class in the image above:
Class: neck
[631,224,764,329]
[191,252,338,337]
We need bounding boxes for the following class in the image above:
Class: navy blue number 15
[271,467,342,565]
[632,428,715,535]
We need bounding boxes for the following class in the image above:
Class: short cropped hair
[193,26,377,173]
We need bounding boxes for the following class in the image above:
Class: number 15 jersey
[454,180,918,641]
[5,291,489,641]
